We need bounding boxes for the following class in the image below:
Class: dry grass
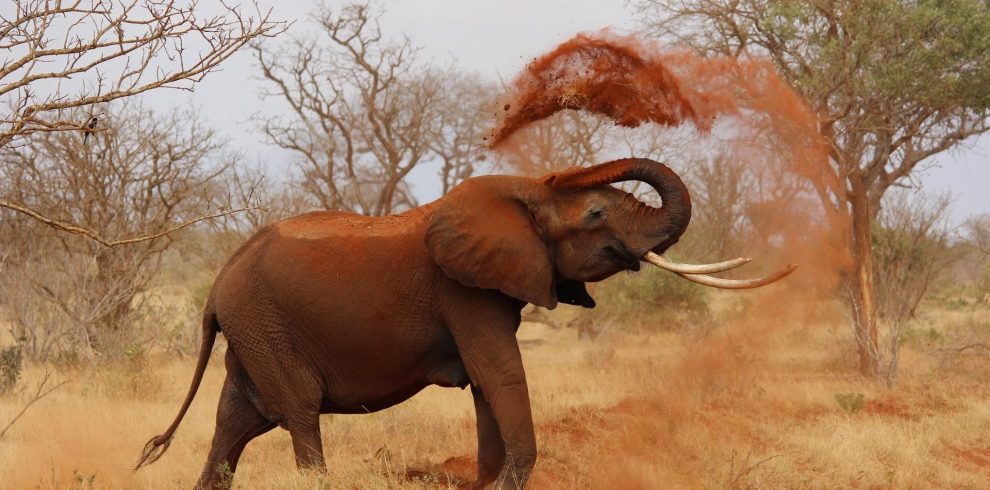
[2,293,989,489]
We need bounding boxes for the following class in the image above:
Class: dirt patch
[862,391,955,420]
[947,446,990,476]
[403,455,475,488]
[538,410,600,446]
[864,398,914,419]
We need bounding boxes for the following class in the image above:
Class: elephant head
[426,157,794,309]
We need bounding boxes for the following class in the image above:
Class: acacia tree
[0,0,285,243]
[636,0,990,375]
[255,3,485,215]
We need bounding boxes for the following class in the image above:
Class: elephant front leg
[451,314,537,488]
[483,377,536,490]
[472,386,506,489]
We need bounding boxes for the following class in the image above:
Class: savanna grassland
[2,282,989,489]
[4,1,990,489]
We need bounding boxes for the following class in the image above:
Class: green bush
[835,393,865,414]
[0,338,25,395]
[941,296,970,311]
[592,268,710,331]
[901,325,944,346]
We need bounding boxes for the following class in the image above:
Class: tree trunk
[847,175,879,376]
[93,251,135,353]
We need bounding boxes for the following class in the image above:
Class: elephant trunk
[547,157,691,253]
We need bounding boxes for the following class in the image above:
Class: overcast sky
[168,0,988,225]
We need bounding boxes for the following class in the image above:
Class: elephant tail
[134,309,219,471]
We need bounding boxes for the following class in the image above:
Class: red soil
[864,398,914,419]
[948,446,990,476]
[403,455,475,488]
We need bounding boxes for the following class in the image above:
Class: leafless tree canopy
[872,189,955,386]
[0,103,239,358]
[965,214,990,259]
[496,110,608,176]
[683,152,751,261]
[1,0,285,146]
[255,3,490,216]
[0,0,285,244]
[431,72,494,195]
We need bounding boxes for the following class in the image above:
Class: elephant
[135,158,793,489]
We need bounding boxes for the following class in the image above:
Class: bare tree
[964,214,990,260]
[873,189,954,386]
[0,0,285,242]
[432,72,496,195]
[255,3,482,216]
[682,152,752,261]
[0,102,241,358]
[495,110,609,176]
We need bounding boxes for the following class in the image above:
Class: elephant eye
[586,207,606,220]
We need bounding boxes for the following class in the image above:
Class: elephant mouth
[555,280,596,308]
[604,244,641,272]
[642,252,798,289]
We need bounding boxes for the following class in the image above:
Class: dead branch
[1,0,288,147]
[937,343,990,354]
[0,199,262,248]
[0,369,69,441]
[255,3,484,215]
[730,452,785,488]
[0,0,286,245]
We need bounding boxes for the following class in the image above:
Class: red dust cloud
[483,31,855,488]
[485,32,734,148]
[489,30,847,296]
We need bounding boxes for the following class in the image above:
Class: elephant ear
[426,178,557,309]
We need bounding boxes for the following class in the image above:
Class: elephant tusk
[671,263,799,289]
[643,251,752,274]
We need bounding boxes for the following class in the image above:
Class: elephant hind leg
[223,326,328,475]
[196,374,276,489]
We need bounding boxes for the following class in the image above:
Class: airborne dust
[485,31,854,487]
[489,30,846,297]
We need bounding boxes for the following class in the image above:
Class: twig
[937,343,989,354]
[0,369,69,441]
[731,452,785,487]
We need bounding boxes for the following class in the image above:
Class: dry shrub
[81,349,166,400]
[0,102,237,362]
[872,189,956,386]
